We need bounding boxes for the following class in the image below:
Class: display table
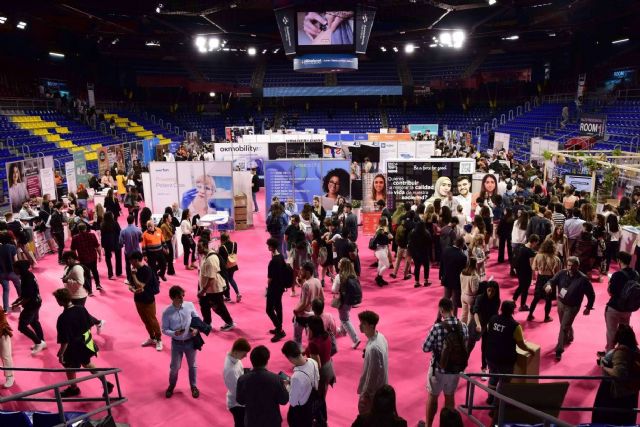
[512,341,541,384]
[620,225,640,267]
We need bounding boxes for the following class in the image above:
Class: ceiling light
[380,46,386,52]
[452,31,465,48]
[501,35,519,40]
[155,3,163,13]
[273,48,280,53]
[111,38,119,45]
[223,47,230,51]
[145,41,161,47]
[392,46,398,52]
[612,38,629,44]
[404,43,415,53]
[0,17,7,24]
[16,21,27,30]
[247,47,256,56]
[488,0,497,4]
[208,37,220,51]
[548,33,556,37]
[49,52,65,58]
[440,32,452,47]
[429,43,437,48]
[209,92,216,97]
[262,49,267,54]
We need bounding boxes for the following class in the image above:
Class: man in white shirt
[18,202,36,220]
[203,150,214,162]
[293,262,324,346]
[223,338,252,427]
[197,241,235,331]
[454,176,473,220]
[281,340,319,427]
[357,310,389,415]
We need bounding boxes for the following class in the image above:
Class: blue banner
[263,86,402,97]
[142,138,159,165]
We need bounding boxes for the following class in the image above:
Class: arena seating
[282,107,382,133]
[386,106,499,133]
[103,112,181,145]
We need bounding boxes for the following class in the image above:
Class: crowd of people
[2,137,640,426]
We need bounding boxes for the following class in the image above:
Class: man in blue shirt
[119,215,142,284]
[162,285,200,399]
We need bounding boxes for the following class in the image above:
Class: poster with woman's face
[362,173,387,212]
[7,161,28,213]
[320,164,351,211]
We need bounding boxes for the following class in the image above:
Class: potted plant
[620,207,639,227]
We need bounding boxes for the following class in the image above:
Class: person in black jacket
[439,237,468,316]
[408,221,432,288]
[12,260,45,355]
[50,202,66,265]
[104,189,121,221]
[496,209,514,265]
[266,238,288,343]
[352,385,407,427]
[251,168,260,213]
[236,345,289,427]
[101,212,122,279]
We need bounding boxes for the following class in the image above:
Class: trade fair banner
[579,114,607,137]
[264,159,350,212]
[493,132,511,152]
[213,142,269,176]
[142,138,159,165]
[24,158,42,199]
[6,156,53,213]
[97,147,110,177]
[65,161,77,194]
[39,168,56,200]
[149,162,180,214]
[204,161,235,231]
[73,151,88,188]
[123,142,132,173]
[362,211,382,236]
[362,172,387,212]
[385,158,476,210]
[108,145,125,171]
[408,124,439,141]
[530,137,559,161]
[225,126,254,142]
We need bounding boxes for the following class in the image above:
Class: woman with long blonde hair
[528,238,562,322]
[470,234,486,280]
[331,258,361,348]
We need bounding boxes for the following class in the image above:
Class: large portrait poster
[149,162,180,214]
[204,161,234,231]
[7,161,29,213]
[362,172,387,212]
[264,159,350,211]
[385,158,476,210]
[108,145,125,172]
[97,147,110,177]
[177,161,206,218]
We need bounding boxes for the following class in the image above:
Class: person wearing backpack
[601,251,640,355]
[485,301,536,405]
[332,258,362,349]
[266,238,291,343]
[422,298,468,427]
[129,251,163,352]
[267,203,288,257]
[197,242,235,332]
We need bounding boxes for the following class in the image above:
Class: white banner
[493,132,510,152]
[39,168,56,200]
[530,137,559,161]
[397,140,416,159]
[378,142,397,173]
[65,161,77,194]
[213,142,269,172]
[416,140,435,158]
[149,162,179,214]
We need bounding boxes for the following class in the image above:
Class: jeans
[293,315,312,346]
[375,247,389,276]
[169,339,197,388]
[81,260,100,291]
[135,301,161,341]
[0,335,12,379]
[181,235,196,266]
[487,361,514,404]
[104,247,123,278]
[146,250,167,278]
[18,306,44,345]
[393,247,411,276]
[251,191,258,212]
[605,306,631,351]
[266,290,284,330]
[53,232,65,261]
[199,292,233,326]
[223,269,240,298]
[555,300,580,354]
[444,287,460,316]
[414,259,430,283]
[124,253,134,283]
[338,303,359,344]
[0,272,21,311]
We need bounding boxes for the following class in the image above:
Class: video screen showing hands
[297,11,354,46]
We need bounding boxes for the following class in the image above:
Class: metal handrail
[508,109,514,121]
[0,367,126,427]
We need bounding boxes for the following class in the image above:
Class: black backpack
[267,215,283,235]
[342,277,362,306]
[618,270,640,313]
[147,269,160,295]
[438,322,469,374]
[282,262,294,289]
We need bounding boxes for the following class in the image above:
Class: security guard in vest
[485,301,536,403]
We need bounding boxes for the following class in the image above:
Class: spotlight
[0,17,7,24]
[208,37,220,51]
[155,3,163,13]
[404,43,415,53]
[612,38,629,44]
[440,32,452,47]
[488,0,497,5]
[112,38,119,45]
[145,40,161,47]
[452,30,465,48]
[273,48,280,53]
[392,46,398,52]
[209,92,216,97]
[429,43,437,48]
[380,46,386,52]
[247,47,256,56]
[262,49,267,54]
[501,35,519,40]
[49,52,65,58]
[16,21,27,30]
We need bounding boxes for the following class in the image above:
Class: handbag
[223,243,238,269]
[331,295,341,308]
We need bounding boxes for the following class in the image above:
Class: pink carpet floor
[0,192,617,426]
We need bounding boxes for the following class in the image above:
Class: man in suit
[343,202,358,242]
[439,237,468,317]
[236,345,289,427]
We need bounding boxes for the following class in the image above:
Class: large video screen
[296,11,354,46]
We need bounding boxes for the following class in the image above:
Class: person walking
[440,237,468,316]
[332,258,362,349]
[528,239,562,322]
[223,338,252,427]
[236,345,289,427]
[293,262,324,347]
[220,232,242,303]
[357,310,389,415]
[197,241,235,331]
[49,201,66,265]
[180,209,198,270]
[305,316,336,425]
[468,281,500,378]
[0,232,21,312]
[460,258,480,324]
[512,234,540,312]
[160,213,176,276]
[544,256,595,361]
[101,212,122,280]
[129,251,163,351]
[0,308,13,388]
[142,220,168,282]
[104,189,121,222]
[267,203,288,257]
[251,168,260,213]
[408,221,432,288]
[119,215,142,284]
[161,285,200,399]
[266,237,289,342]
[70,222,102,293]
[371,219,393,286]
[281,340,321,427]
[60,251,104,331]
[12,260,45,356]
[422,298,468,427]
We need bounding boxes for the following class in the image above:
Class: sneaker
[389,273,397,279]
[519,305,530,312]
[352,339,361,350]
[596,351,606,358]
[31,341,46,355]
[414,282,421,288]
[555,351,562,361]
[481,368,489,381]
[220,323,235,332]
[544,316,553,323]
[236,294,242,303]
[224,296,231,302]
[159,275,167,282]
[88,292,95,297]
[165,386,174,398]
[155,340,163,351]
[424,281,432,287]
[3,375,14,388]
[191,386,200,399]
[268,328,278,335]
[60,386,81,397]
[124,280,130,285]
[107,276,114,280]
[97,320,105,334]
[141,338,156,347]
[271,330,286,343]
[380,277,389,286]
[403,274,412,280]
[526,314,534,321]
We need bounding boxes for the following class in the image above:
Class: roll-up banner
[73,151,88,188]
[65,161,77,194]
[149,162,180,214]
[385,158,476,210]
[493,132,510,152]
[39,168,56,200]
